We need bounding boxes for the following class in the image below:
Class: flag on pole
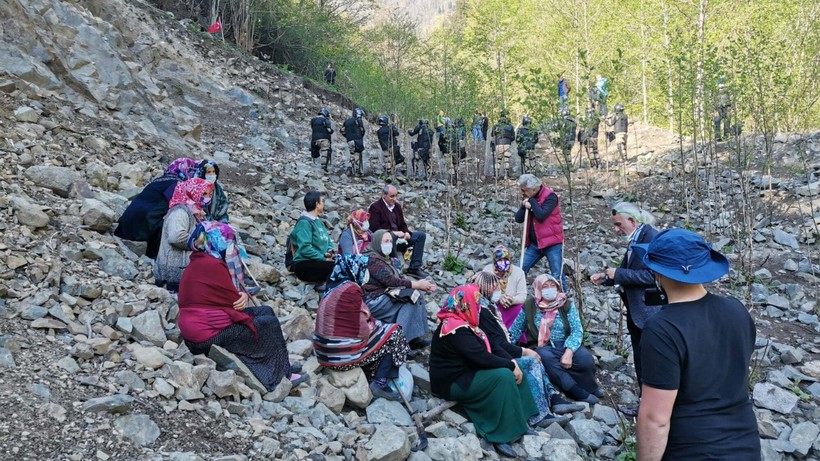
[208,19,222,34]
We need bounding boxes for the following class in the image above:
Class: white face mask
[490,291,502,303]
[541,287,558,301]
[380,243,393,256]
[205,174,217,183]
[361,221,370,232]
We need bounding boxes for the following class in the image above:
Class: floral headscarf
[326,254,370,294]
[346,209,371,254]
[167,178,214,219]
[188,221,248,290]
[492,245,512,276]
[533,274,568,347]
[166,157,198,180]
[436,284,491,352]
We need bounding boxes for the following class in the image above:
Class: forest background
[155,0,819,139]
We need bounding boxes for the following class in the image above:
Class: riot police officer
[310,108,334,171]
[377,115,404,175]
[408,118,435,177]
[516,116,539,173]
[342,108,366,174]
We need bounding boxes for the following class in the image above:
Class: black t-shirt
[640,293,760,460]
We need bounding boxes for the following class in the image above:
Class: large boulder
[24,166,83,198]
[82,198,117,232]
[114,414,161,446]
[326,368,371,409]
[364,423,411,461]
[10,195,49,228]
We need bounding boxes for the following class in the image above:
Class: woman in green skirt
[430,284,537,458]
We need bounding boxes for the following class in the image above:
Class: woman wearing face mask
[362,230,437,350]
[472,272,582,425]
[154,178,214,292]
[509,274,602,404]
[482,245,528,334]
[194,160,230,223]
[314,255,411,401]
[338,209,372,256]
[179,221,306,393]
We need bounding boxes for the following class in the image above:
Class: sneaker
[493,442,517,458]
[406,268,429,279]
[535,414,571,428]
[369,382,401,402]
[592,387,605,398]
[290,373,310,387]
[550,394,585,415]
[581,394,600,405]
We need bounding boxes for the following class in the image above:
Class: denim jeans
[522,242,567,292]
[471,125,484,142]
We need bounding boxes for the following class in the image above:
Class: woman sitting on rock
[482,245,528,333]
[509,274,602,405]
[430,284,537,459]
[115,157,197,259]
[337,209,372,256]
[154,177,213,291]
[362,230,437,350]
[472,271,583,422]
[179,221,305,392]
[313,255,410,401]
[194,160,230,223]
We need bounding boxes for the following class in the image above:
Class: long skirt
[497,302,525,342]
[185,306,290,392]
[449,368,538,444]
[516,356,554,425]
[319,328,410,380]
[366,294,429,342]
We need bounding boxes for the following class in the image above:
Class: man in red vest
[514,174,566,291]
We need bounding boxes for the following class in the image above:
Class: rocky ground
[1,0,820,460]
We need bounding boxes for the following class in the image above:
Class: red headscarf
[345,209,372,255]
[436,284,491,352]
[167,178,214,219]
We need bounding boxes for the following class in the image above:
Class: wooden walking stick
[519,208,529,268]
[350,224,360,256]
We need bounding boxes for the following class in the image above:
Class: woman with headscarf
[114,157,198,259]
[362,230,437,350]
[337,209,371,256]
[472,272,584,420]
[430,284,537,458]
[153,178,214,291]
[314,255,410,401]
[194,160,230,223]
[179,221,303,392]
[482,245,528,332]
[509,274,602,404]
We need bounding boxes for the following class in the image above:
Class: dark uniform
[408,119,435,177]
[606,105,628,161]
[516,117,539,174]
[491,117,515,178]
[341,108,365,174]
[377,116,404,174]
[310,109,334,171]
[579,108,601,168]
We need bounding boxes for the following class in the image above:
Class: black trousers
[292,259,334,283]
[626,308,644,389]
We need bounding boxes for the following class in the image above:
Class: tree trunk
[694,0,708,145]
[662,0,674,132]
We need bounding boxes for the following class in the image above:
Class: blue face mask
[200,196,212,206]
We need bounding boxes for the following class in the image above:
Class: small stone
[207,369,241,400]
[14,106,39,123]
[0,348,16,368]
[56,356,80,374]
[592,405,619,426]
[132,346,166,370]
[115,370,146,391]
[114,414,161,446]
[315,378,345,414]
[82,395,135,414]
[131,310,166,346]
[566,419,605,449]
[38,403,67,422]
[286,339,314,357]
[10,196,49,228]
[784,259,799,272]
[153,378,175,399]
[363,423,410,461]
[773,229,799,249]
[6,254,28,269]
[753,383,798,414]
[789,421,820,456]
[800,361,820,379]
[766,295,790,310]
[327,368,371,409]
[31,318,67,330]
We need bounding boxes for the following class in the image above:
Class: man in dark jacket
[324,63,336,85]
[342,108,366,174]
[491,115,516,178]
[591,202,660,417]
[368,184,428,278]
[516,116,539,174]
[310,108,334,171]
[407,118,434,178]
[377,115,404,176]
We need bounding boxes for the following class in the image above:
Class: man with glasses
[591,202,660,417]
[368,185,429,278]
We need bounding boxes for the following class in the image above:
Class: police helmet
[614,103,624,112]
[354,108,363,118]
[522,116,532,125]
[420,118,430,126]
[443,117,452,127]
[560,108,570,117]
[319,108,330,118]
[378,115,389,126]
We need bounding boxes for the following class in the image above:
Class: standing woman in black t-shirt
[633,229,760,461]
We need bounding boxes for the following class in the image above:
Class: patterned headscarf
[533,274,568,347]
[188,221,248,290]
[492,245,512,284]
[194,160,220,181]
[167,178,214,219]
[326,254,370,294]
[471,272,509,341]
[166,157,198,180]
[346,209,371,254]
[436,284,491,352]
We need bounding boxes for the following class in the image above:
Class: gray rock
[131,310,166,346]
[0,348,15,368]
[56,356,80,374]
[773,229,799,249]
[408,362,431,391]
[424,437,476,461]
[753,268,772,282]
[115,370,146,391]
[780,347,803,365]
[541,438,583,461]
[766,295,791,310]
[364,423,410,461]
[285,339,314,357]
[263,377,293,403]
[82,395,135,414]
[797,312,818,325]
[566,419,605,449]
[751,284,770,303]
[167,361,210,401]
[598,354,626,372]
[807,382,820,398]
[114,414,161,446]
[207,369,241,400]
[315,378,345,414]
[153,378,175,399]
[788,421,819,456]
[592,405,619,427]
[784,259,799,272]
[99,252,139,280]
[753,383,799,414]
[24,166,82,198]
[10,195,49,228]
[31,383,50,400]
[133,346,166,370]
[19,304,48,320]
[82,198,116,232]
[14,106,38,123]
[327,368,371,409]
[760,439,784,461]
[366,398,413,426]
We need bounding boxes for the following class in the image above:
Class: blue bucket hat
[632,228,729,284]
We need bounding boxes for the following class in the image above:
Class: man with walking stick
[514,174,567,292]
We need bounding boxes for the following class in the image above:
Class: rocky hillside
[1,0,820,460]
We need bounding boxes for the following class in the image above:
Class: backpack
[285,216,310,272]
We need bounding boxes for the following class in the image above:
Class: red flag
[208,20,222,34]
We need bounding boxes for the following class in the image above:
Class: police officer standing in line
[516,116,539,174]
[342,108,366,175]
[377,115,405,176]
[310,108,334,171]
